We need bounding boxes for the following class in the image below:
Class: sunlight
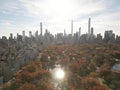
[55,68,65,79]
[43,0,76,20]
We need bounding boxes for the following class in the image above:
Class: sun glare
[43,0,76,20]
[55,69,65,79]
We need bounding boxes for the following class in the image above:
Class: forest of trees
[1,43,120,90]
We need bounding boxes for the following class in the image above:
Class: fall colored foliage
[2,43,120,90]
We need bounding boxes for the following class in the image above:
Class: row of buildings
[2,18,120,45]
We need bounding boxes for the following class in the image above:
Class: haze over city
[0,0,120,37]
[0,0,120,89]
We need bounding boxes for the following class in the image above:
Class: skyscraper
[22,31,25,37]
[10,33,13,39]
[79,27,81,38]
[29,31,32,37]
[88,18,91,35]
[40,22,43,35]
[91,27,94,35]
[22,31,25,41]
[64,29,66,36]
[35,30,38,37]
[71,20,73,35]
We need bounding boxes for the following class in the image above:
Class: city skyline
[0,0,120,37]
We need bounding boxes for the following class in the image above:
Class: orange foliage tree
[18,83,36,90]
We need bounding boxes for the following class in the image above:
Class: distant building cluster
[0,18,120,84]
[1,18,120,45]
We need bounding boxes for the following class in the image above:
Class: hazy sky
[0,0,120,38]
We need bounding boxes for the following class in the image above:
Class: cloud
[19,0,106,21]
[0,0,120,37]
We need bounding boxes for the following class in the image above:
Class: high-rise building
[22,31,25,41]
[35,30,38,37]
[79,27,81,38]
[10,33,13,39]
[64,29,66,36]
[29,31,32,37]
[91,27,94,35]
[104,30,115,42]
[40,22,42,35]
[22,31,25,38]
[88,18,91,35]
[104,30,113,38]
[71,20,73,35]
